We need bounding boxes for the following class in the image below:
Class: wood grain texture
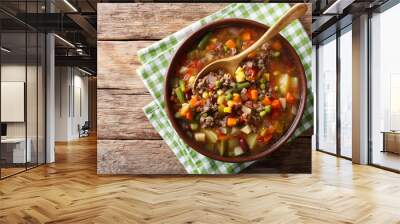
[1,137,400,223]
[98,3,311,41]
[98,3,229,40]
[98,41,152,93]
[97,90,160,140]
[97,3,313,174]
[98,140,185,174]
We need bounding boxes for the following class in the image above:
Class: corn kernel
[188,76,196,87]
[223,107,232,113]
[217,96,225,105]
[202,91,209,99]
[217,89,224,96]
[235,67,246,83]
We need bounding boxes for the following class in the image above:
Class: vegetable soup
[169,26,300,157]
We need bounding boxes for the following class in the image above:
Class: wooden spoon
[193,3,308,93]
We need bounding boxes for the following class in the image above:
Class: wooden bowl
[164,18,307,163]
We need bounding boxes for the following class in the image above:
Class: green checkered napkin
[137,3,313,174]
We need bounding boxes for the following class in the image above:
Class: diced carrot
[206,43,217,51]
[248,51,257,58]
[286,92,296,104]
[241,31,251,41]
[225,39,236,49]
[271,99,282,110]
[233,94,241,103]
[266,126,275,134]
[271,40,282,51]
[249,89,258,101]
[185,110,193,121]
[227,117,238,127]
[189,96,198,107]
[263,134,273,143]
[262,96,271,106]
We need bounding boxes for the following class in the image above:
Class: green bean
[198,33,212,49]
[175,88,185,104]
[179,80,185,92]
[215,80,222,89]
[225,93,232,101]
[236,82,250,90]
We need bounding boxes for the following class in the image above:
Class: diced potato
[240,125,252,134]
[245,133,258,150]
[227,100,235,107]
[235,67,246,83]
[179,66,188,74]
[204,129,218,143]
[241,105,252,114]
[279,73,290,95]
[233,146,245,156]
[279,98,287,110]
[194,132,206,142]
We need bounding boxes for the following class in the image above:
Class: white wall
[54,67,89,141]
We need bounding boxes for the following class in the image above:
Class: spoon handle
[233,3,308,62]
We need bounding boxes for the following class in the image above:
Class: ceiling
[1,0,396,73]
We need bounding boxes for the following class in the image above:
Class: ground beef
[200,115,215,128]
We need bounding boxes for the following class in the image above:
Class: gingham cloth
[137,3,313,174]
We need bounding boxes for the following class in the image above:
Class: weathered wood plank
[97,137,311,175]
[98,3,311,41]
[98,87,312,140]
[98,3,229,40]
[97,90,160,140]
[98,41,153,93]
[97,3,313,174]
[97,140,186,174]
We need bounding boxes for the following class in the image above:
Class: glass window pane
[340,28,352,158]
[317,37,337,154]
[1,29,27,177]
[371,4,400,171]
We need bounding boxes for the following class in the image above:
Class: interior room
[0,0,400,223]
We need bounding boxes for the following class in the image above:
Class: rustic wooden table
[97,3,312,174]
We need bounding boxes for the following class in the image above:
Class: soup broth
[169,26,300,157]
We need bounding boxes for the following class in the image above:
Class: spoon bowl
[193,3,308,94]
